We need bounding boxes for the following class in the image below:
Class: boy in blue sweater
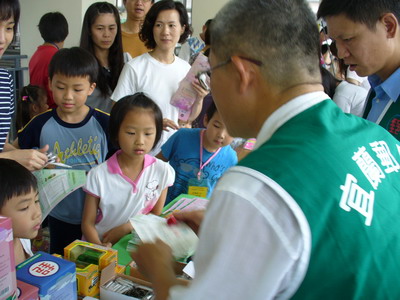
[18,47,110,254]
[158,102,237,204]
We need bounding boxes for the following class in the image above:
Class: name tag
[187,177,209,198]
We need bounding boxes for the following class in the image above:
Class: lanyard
[198,130,221,180]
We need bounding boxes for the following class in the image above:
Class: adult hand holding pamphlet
[170,52,210,121]
[129,214,198,261]
[33,169,86,220]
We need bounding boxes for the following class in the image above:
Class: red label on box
[29,261,59,277]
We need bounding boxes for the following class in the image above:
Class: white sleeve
[164,162,175,188]
[83,165,102,198]
[170,166,311,300]
[111,63,138,102]
[20,238,33,257]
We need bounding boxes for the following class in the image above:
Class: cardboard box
[129,260,187,282]
[64,240,117,271]
[100,263,152,300]
[75,261,100,298]
[16,280,39,300]
[0,216,17,300]
[16,251,77,299]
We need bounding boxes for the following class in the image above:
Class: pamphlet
[128,215,198,261]
[33,169,86,220]
[161,195,209,217]
[170,52,210,121]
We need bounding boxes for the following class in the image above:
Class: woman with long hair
[80,2,124,113]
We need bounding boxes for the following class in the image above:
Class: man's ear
[381,13,398,39]
[230,55,255,94]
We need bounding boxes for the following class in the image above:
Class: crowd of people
[1,0,400,298]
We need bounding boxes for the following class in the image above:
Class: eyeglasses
[196,56,263,90]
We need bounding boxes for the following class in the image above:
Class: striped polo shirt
[0,68,14,151]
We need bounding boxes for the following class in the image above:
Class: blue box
[16,252,77,299]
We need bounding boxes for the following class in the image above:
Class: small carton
[75,261,100,298]
[16,251,77,299]
[0,216,17,300]
[64,240,117,271]
[16,280,39,300]
[100,263,152,300]
[129,260,188,282]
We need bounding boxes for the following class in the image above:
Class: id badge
[187,177,209,198]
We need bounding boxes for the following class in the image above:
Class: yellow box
[64,240,117,271]
[75,262,100,298]
[115,264,126,275]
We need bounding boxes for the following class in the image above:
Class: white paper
[130,215,198,260]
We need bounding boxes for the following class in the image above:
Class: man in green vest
[318,0,400,141]
[131,0,400,299]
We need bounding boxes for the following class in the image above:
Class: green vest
[239,100,400,299]
[362,90,400,141]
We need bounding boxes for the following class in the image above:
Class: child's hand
[102,222,133,245]
[101,242,112,248]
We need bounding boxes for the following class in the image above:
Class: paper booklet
[129,214,198,261]
[161,195,209,217]
[170,52,210,121]
[33,169,86,220]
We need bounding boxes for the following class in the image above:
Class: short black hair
[204,19,212,46]
[0,159,37,210]
[140,0,192,49]
[317,0,400,29]
[38,12,68,43]
[205,101,217,122]
[0,0,20,37]
[109,93,163,150]
[48,47,98,83]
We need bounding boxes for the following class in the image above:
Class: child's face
[178,119,192,128]
[30,91,49,118]
[50,73,95,115]
[91,13,118,51]
[204,111,233,151]
[0,189,42,239]
[0,16,15,58]
[118,108,157,158]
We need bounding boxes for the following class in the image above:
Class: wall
[191,0,227,36]
[19,0,113,85]
[191,0,320,36]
